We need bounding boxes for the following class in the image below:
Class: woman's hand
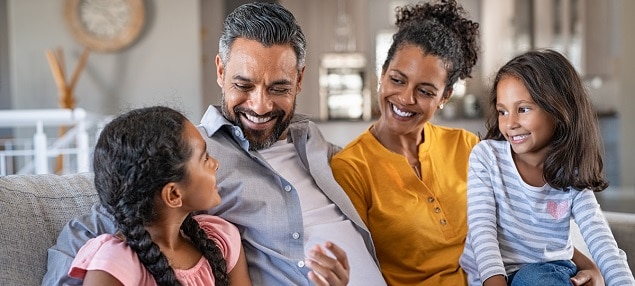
[306,241,350,286]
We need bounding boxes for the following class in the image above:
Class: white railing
[0,108,107,175]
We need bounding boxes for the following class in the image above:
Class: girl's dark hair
[383,0,480,99]
[93,106,229,285]
[484,49,608,192]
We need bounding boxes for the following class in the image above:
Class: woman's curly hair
[383,0,480,99]
[93,106,229,285]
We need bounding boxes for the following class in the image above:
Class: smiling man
[43,3,385,286]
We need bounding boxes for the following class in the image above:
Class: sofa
[0,173,634,285]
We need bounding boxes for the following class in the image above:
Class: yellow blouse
[331,122,479,285]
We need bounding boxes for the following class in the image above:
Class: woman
[330,1,602,285]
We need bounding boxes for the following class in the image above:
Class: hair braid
[181,215,230,286]
[115,192,181,285]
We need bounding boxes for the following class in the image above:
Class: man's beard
[221,93,295,151]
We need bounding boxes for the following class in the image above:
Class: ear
[215,54,224,88]
[441,87,454,106]
[161,182,183,209]
[296,66,305,94]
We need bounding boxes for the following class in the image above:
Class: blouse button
[285,185,292,192]
[434,207,441,213]
[297,260,305,268]
[428,197,435,203]
[292,232,300,239]
[440,219,447,225]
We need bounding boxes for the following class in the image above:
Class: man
[42,3,385,285]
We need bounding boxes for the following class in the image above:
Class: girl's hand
[306,241,350,286]
[570,248,604,286]
[570,269,605,286]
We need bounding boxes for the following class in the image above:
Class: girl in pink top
[68,106,251,285]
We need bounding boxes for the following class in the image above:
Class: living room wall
[6,0,204,121]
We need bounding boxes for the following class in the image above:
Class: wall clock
[64,0,145,53]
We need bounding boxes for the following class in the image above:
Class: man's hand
[306,241,350,286]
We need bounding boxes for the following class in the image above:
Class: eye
[518,106,531,113]
[233,83,252,91]
[497,109,508,116]
[270,87,291,95]
[417,88,435,97]
[389,76,404,85]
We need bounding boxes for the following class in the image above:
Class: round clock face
[79,0,131,39]
[64,0,145,52]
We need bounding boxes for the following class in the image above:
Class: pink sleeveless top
[69,215,240,285]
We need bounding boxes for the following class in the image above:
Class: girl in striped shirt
[459,49,634,286]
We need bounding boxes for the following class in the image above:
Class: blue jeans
[507,260,578,286]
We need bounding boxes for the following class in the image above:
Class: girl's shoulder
[192,214,242,268]
[192,214,239,237]
[471,139,511,162]
[80,233,128,255]
[70,234,149,284]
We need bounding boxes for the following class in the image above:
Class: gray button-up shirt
[199,106,380,285]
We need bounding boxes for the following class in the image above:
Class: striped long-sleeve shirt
[459,139,634,286]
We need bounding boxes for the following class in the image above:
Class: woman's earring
[439,104,444,110]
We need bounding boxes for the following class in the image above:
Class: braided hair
[93,106,230,285]
[383,0,480,99]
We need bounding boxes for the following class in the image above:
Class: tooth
[392,104,413,117]
[245,114,271,123]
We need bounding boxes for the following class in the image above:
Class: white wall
[7,0,204,121]
[617,0,635,187]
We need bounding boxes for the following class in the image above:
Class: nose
[247,88,273,115]
[399,89,416,105]
[506,112,520,129]
[212,157,219,171]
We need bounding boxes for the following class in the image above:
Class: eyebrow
[231,75,293,86]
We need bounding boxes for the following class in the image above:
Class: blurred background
[0,0,633,211]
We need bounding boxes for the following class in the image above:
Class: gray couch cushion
[0,173,97,286]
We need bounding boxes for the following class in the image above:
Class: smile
[391,103,414,117]
[510,134,529,143]
[244,113,273,124]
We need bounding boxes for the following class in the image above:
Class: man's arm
[41,203,116,285]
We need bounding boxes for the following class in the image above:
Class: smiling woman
[63,0,145,52]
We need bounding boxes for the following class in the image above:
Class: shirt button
[292,232,300,239]
[234,129,241,136]
[297,260,305,268]
[434,207,441,213]
[428,197,435,203]
[284,185,292,192]
[440,219,447,225]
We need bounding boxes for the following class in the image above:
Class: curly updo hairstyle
[93,106,229,285]
[383,0,480,99]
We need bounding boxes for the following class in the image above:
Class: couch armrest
[0,173,98,286]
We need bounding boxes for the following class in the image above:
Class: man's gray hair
[218,2,307,73]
